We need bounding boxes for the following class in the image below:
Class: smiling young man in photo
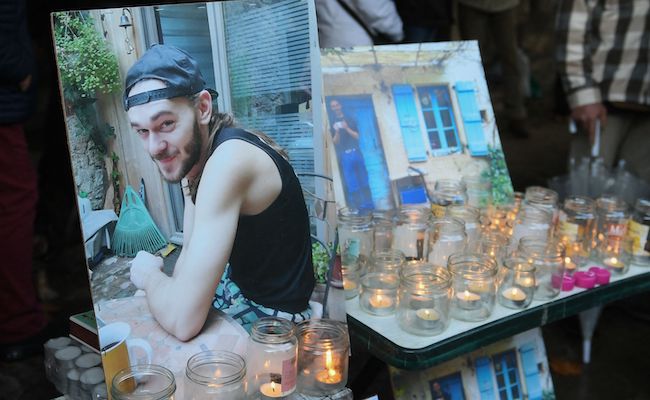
[125,44,314,340]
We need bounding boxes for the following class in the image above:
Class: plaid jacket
[556,0,650,109]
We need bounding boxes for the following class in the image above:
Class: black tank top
[210,127,314,312]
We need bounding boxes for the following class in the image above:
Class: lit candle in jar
[515,276,535,288]
[564,257,577,274]
[343,279,357,291]
[315,350,342,385]
[456,290,481,310]
[501,287,527,306]
[368,294,393,309]
[603,257,624,269]
[260,381,283,398]
[415,308,441,329]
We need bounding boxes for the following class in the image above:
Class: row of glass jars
[347,246,565,337]
[116,318,350,399]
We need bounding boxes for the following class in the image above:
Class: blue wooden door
[326,95,393,210]
[519,342,543,400]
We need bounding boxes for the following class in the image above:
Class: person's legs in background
[617,112,650,183]
[0,123,47,361]
[490,6,528,137]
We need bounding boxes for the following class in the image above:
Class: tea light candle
[603,257,624,270]
[456,290,481,310]
[260,381,283,398]
[368,294,393,309]
[415,308,441,329]
[315,350,342,385]
[564,257,577,273]
[501,287,527,306]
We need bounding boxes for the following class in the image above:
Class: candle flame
[263,360,270,369]
[325,349,333,369]
[271,381,277,392]
[611,257,618,263]
[564,257,571,264]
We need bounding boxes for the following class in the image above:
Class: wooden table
[347,264,650,370]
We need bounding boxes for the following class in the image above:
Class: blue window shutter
[519,343,543,400]
[454,81,488,156]
[392,85,427,162]
[475,356,495,400]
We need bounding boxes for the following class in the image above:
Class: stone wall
[66,114,108,209]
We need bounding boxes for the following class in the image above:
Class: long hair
[185,93,289,201]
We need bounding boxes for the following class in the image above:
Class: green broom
[112,185,167,257]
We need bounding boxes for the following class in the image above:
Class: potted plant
[311,240,334,304]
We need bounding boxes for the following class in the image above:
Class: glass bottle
[341,259,360,300]
[392,206,430,261]
[524,186,559,225]
[518,239,565,300]
[397,263,451,336]
[509,204,552,252]
[430,179,467,218]
[111,365,176,400]
[246,317,298,398]
[337,208,374,273]
[296,319,349,395]
[427,217,467,267]
[595,195,629,241]
[462,175,492,209]
[359,272,399,316]
[477,231,509,267]
[369,249,405,274]
[497,256,535,309]
[448,253,497,322]
[372,209,395,252]
[557,195,595,268]
[628,198,650,266]
[447,205,481,251]
[185,351,246,399]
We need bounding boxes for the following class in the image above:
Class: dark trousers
[458,3,526,120]
[0,123,45,343]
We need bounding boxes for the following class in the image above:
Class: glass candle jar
[509,205,553,252]
[111,365,176,400]
[497,256,535,309]
[392,206,430,261]
[397,263,452,336]
[477,231,509,267]
[296,319,349,396]
[447,205,481,252]
[448,253,497,322]
[337,208,374,271]
[628,198,650,266]
[185,351,246,400]
[518,240,565,300]
[557,196,595,268]
[359,272,399,316]
[372,209,395,252]
[246,317,298,398]
[481,204,516,238]
[595,195,629,247]
[596,233,633,275]
[369,249,405,274]
[430,179,468,218]
[524,186,559,225]
[341,260,360,300]
[462,175,492,209]
[428,217,467,267]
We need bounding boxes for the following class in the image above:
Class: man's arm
[131,141,254,341]
[556,0,607,141]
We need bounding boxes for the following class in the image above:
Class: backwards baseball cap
[123,44,218,111]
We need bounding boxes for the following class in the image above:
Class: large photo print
[52,1,345,397]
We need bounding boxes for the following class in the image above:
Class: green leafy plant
[53,11,120,153]
[483,145,514,205]
[54,11,121,100]
[312,241,334,284]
